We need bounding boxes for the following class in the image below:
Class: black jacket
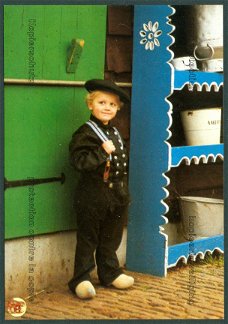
[69,115,130,209]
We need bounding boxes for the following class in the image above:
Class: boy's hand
[102,140,116,155]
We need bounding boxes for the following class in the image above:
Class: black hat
[84,79,130,103]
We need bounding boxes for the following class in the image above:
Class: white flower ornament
[139,21,162,51]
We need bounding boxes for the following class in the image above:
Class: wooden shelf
[171,144,224,167]
[174,70,223,91]
[168,235,224,267]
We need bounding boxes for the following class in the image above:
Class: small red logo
[7,297,27,317]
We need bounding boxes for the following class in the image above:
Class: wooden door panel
[4,5,107,238]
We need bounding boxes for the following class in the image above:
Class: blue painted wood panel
[168,235,224,267]
[126,5,174,276]
[174,71,223,90]
[171,144,224,167]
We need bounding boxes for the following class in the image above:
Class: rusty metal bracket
[4,173,65,190]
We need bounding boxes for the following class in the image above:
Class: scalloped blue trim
[161,3,176,234]
[174,71,223,91]
[171,144,224,167]
[168,235,224,267]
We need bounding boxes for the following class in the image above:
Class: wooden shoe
[111,274,134,289]
[75,281,96,299]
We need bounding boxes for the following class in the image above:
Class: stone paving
[5,259,224,320]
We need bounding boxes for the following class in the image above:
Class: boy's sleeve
[69,126,109,171]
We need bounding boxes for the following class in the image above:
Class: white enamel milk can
[187,5,223,71]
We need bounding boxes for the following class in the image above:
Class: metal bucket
[178,196,224,240]
[180,108,221,146]
[188,5,223,60]
[185,5,223,71]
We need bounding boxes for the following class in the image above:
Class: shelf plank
[168,235,224,267]
[171,144,224,167]
[174,70,223,90]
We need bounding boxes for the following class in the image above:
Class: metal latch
[4,173,65,190]
[66,39,85,73]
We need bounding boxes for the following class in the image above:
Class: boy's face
[88,92,120,125]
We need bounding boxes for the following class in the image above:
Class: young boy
[68,79,134,299]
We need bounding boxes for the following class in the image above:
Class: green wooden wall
[4,5,107,239]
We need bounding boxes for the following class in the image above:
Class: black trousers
[68,191,127,293]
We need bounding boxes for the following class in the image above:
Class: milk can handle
[193,44,214,61]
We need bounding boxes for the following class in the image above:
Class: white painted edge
[174,81,223,92]
[171,153,224,167]
[159,5,176,277]
[167,247,224,268]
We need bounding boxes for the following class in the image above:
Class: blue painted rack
[171,144,224,167]
[168,235,224,267]
[126,5,224,277]
[174,70,223,90]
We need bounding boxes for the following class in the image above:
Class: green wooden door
[4,5,107,238]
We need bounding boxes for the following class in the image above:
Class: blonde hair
[85,91,124,110]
